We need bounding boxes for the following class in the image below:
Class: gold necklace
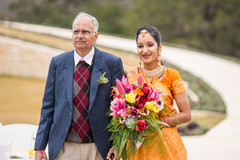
[141,65,166,82]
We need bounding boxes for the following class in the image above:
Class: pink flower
[121,75,129,88]
[110,98,126,116]
[148,88,162,101]
[138,74,144,89]
[116,79,125,96]
[118,76,132,93]
[124,85,132,93]
[139,108,149,116]
[129,106,140,117]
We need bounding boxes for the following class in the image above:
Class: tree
[6,0,240,58]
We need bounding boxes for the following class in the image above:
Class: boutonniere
[98,72,109,84]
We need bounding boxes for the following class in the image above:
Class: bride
[107,25,191,160]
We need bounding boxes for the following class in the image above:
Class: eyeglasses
[72,29,95,36]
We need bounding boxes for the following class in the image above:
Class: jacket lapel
[89,47,103,111]
[63,51,74,109]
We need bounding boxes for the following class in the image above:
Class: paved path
[2,21,240,160]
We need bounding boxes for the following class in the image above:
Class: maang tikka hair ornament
[140,29,148,37]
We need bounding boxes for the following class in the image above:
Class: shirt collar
[74,47,95,66]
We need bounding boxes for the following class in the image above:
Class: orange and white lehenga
[125,66,187,160]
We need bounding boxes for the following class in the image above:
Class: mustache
[75,39,86,42]
[76,37,85,41]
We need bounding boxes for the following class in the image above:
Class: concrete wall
[0,36,63,79]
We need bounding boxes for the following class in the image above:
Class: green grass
[178,110,226,136]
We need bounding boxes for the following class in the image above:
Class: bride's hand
[106,146,117,160]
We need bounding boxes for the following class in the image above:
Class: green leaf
[119,129,130,156]
[148,120,162,135]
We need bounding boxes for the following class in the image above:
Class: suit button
[66,128,68,131]
[69,112,72,116]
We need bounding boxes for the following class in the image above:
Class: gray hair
[72,12,99,32]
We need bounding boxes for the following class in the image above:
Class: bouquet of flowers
[107,74,168,158]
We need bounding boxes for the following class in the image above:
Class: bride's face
[137,33,161,70]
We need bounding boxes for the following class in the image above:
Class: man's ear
[95,32,99,40]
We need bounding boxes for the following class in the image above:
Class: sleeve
[169,69,186,95]
[34,58,56,150]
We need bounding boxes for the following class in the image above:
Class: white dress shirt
[74,47,95,66]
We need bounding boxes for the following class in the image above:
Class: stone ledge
[0,36,63,79]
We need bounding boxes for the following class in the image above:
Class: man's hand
[35,150,48,160]
[106,146,117,160]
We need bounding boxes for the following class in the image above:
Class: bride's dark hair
[136,25,162,47]
[136,25,163,65]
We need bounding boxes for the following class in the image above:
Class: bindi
[140,29,148,37]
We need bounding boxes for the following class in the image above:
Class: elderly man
[34,12,125,160]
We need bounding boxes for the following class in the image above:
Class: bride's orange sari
[126,67,187,160]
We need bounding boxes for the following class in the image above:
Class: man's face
[72,16,99,56]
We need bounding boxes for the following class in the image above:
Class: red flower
[137,103,144,110]
[136,99,144,109]
[142,83,150,95]
[136,120,147,131]
[139,95,147,104]
[113,95,121,99]
[136,124,139,131]
[132,84,137,90]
